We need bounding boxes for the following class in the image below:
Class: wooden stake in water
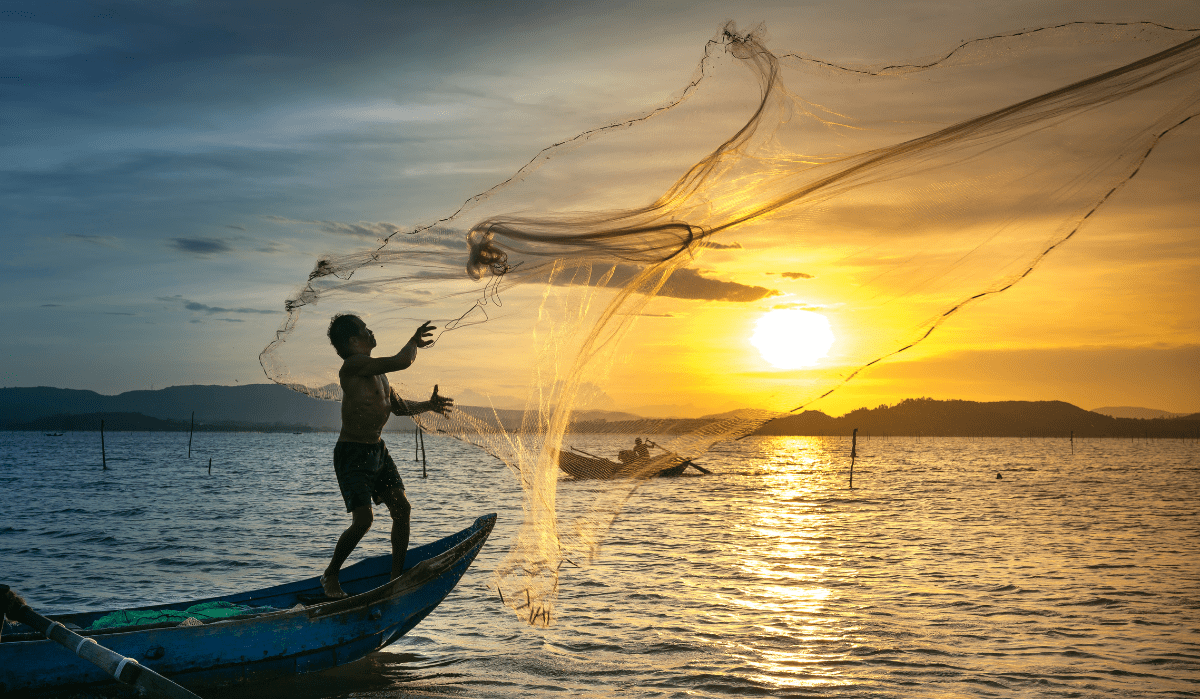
[101,419,107,470]
[419,426,427,478]
[849,428,858,489]
[188,411,194,459]
[208,457,212,475]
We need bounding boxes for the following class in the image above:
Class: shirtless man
[320,313,453,599]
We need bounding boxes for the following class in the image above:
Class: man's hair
[328,313,363,359]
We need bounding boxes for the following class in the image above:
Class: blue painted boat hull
[0,513,496,692]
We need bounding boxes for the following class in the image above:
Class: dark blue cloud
[160,297,276,315]
[170,237,233,255]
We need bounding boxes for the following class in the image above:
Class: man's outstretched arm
[342,322,437,377]
[391,385,453,417]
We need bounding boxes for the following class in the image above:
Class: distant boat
[1,514,495,692]
[43,433,63,437]
[558,448,695,479]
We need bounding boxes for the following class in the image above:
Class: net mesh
[260,21,1200,625]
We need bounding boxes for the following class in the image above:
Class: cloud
[225,224,246,231]
[543,264,779,302]
[653,267,779,303]
[703,241,743,250]
[779,271,813,279]
[158,296,277,316]
[268,216,400,240]
[65,233,120,248]
[317,220,401,239]
[170,237,233,255]
[40,303,62,307]
[771,302,823,311]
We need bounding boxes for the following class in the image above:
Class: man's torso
[339,365,391,443]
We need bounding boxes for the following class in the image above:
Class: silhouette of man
[321,314,453,599]
[634,438,650,460]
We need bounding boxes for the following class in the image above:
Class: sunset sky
[3,1,1198,418]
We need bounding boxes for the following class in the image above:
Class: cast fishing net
[261,21,1200,625]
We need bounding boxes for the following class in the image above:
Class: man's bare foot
[320,572,348,599]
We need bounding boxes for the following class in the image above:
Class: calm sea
[1,430,1197,698]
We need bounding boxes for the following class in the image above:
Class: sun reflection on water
[720,437,860,690]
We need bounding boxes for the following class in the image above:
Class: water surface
[2,431,1197,697]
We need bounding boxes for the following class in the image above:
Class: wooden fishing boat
[557,450,694,479]
[0,513,495,693]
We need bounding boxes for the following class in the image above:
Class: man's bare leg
[381,487,411,580]
[323,505,373,598]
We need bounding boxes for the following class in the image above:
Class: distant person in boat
[619,437,652,465]
[320,314,454,599]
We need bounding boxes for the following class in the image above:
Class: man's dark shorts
[333,440,404,512]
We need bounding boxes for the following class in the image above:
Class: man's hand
[390,385,453,417]
[428,384,453,417]
[409,321,437,349]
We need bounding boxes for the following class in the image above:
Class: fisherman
[320,314,453,599]
[633,437,650,460]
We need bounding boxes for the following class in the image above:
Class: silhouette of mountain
[750,398,1200,438]
[0,385,345,431]
[17,412,186,432]
[10,411,321,433]
[3,388,1197,438]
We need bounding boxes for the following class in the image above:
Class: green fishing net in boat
[89,601,280,630]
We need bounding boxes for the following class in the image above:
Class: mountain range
[0,385,641,433]
[749,398,1199,438]
[1,386,1196,438]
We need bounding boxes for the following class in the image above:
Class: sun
[750,309,835,369]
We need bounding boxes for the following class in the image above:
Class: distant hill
[0,384,364,432]
[4,387,1197,438]
[750,398,1200,438]
[0,384,646,433]
[699,408,785,421]
[1091,406,1190,419]
[17,412,186,432]
[11,411,320,433]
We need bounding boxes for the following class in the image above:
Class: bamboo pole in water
[188,411,194,458]
[849,428,857,489]
[419,426,427,478]
[101,419,107,470]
